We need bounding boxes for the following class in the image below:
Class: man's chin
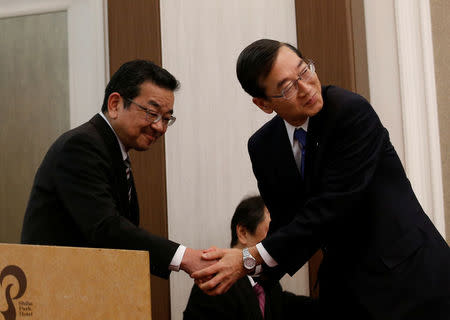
[134,135,160,151]
[134,145,151,151]
[134,140,155,151]
[306,99,323,117]
[135,141,154,151]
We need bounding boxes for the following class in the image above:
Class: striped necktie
[124,156,132,202]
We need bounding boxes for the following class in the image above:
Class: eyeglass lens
[283,62,314,99]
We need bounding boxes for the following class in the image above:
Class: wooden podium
[0,243,151,319]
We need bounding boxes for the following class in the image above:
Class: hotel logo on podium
[1,265,32,320]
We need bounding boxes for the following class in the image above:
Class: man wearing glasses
[193,39,450,319]
[21,60,211,279]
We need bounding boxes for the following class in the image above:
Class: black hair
[230,195,266,247]
[101,59,180,112]
[236,39,303,98]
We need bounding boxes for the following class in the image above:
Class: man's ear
[107,92,121,119]
[236,225,248,247]
[253,97,274,114]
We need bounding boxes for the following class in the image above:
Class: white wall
[160,1,310,318]
[364,0,445,234]
[364,0,405,161]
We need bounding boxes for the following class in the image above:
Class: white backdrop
[160,0,310,318]
[364,0,445,234]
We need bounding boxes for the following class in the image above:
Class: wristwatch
[242,248,256,271]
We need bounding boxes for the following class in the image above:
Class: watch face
[243,257,256,269]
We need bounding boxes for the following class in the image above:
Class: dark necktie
[253,282,265,318]
[294,128,307,177]
[124,156,132,202]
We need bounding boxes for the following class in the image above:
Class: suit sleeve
[256,97,386,275]
[53,132,179,278]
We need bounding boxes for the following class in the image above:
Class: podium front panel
[0,243,151,319]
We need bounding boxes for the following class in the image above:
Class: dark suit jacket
[183,277,317,320]
[248,86,450,319]
[21,114,179,278]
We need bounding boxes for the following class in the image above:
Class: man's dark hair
[101,59,180,112]
[236,39,303,98]
[230,195,266,247]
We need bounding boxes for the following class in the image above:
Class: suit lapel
[89,114,138,225]
[305,114,321,194]
[305,86,339,195]
[269,116,303,188]
[256,116,307,231]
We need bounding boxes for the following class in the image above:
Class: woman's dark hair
[236,39,303,98]
[230,195,266,247]
[101,59,180,112]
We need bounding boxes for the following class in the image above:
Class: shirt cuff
[256,242,278,267]
[169,244,186,271]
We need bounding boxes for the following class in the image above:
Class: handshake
[180,246,257,296]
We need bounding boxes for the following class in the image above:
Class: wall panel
[0,0,108,244]
[430,0,450,242]
[107,0,170,319]
[0,0,106,254]
[295,0,371,297]
[0,11,69,243]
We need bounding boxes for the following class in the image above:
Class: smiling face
[253,45,323,126]
[107,81,175,151]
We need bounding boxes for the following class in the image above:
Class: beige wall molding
[0,0,108,128]
[393,0,445,235]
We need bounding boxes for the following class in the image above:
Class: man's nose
[151,119,166,133]
[297,79,310,97]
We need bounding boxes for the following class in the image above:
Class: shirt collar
[284,117,309,148]
[98,112,129,161]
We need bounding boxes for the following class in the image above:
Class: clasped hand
[190,247,246,296]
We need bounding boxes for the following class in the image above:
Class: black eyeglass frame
[124,98,176,127]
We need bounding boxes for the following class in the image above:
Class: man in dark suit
[193,39,450,319]
[21,60,211,279]
[184,196,316,319]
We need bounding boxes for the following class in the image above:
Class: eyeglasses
[125,98,176,127]
[269,60,315,100]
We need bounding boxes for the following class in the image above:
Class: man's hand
[191,248,246,296]
[180,247,218,276]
